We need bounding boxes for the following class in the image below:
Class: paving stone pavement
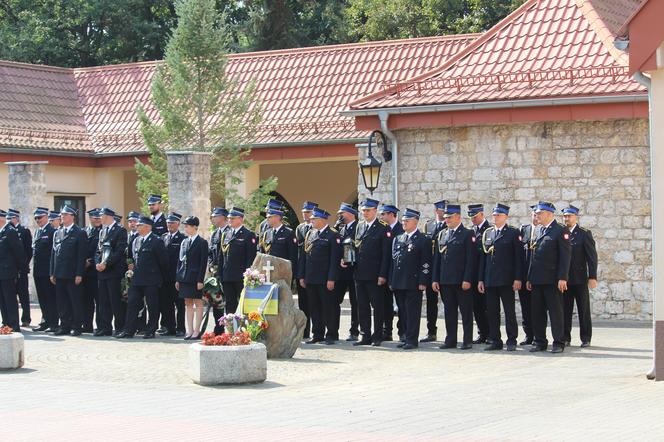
[1,307,663,441]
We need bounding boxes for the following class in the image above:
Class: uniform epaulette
[330,227,338,233]
[578,226,589,232]
[379,220,388,226]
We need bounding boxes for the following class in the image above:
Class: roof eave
[341,94,649,117]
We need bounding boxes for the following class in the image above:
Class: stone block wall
[167,151,212,238]
[359,119,651,319]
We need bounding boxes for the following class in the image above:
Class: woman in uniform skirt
[176,216,209,340]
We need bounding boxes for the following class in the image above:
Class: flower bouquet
[202,276,224,309]
[243,268,266,289]
[0,325,13,335]
[199,311,269,346]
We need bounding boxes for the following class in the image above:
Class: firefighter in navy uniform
[7,209,32,327]
[352,198,392,347]
[467,204,491,344]
[220,207,257,315]
[420,200,447,342]
[432,204,477,350]
[50,205,88,336]
[478,203,523,351]
[389,209,432,350]
[83,208,102,333]
[147,194,168,237]
[0,210,26,332]
[158,212,186,336]
[94,207,128,337]
[209,207,230,334]
[526,201,572,354]
[297,207,341,345]
[336,203,359,341]
[379,204,404,341]
[295,201,318,339]
[259,207,298,270]
[561,205,598,347]
[116,216,168,339]
[256,199,286,243]
[32,207,57,332]
[517,205,538,345]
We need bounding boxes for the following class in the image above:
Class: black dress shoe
[21,321,31,327]
[419,335,437,343]
[323,339,336,345]
[472,336,487,344]
[54,328,70,336]
[33,324,49,332]
[402,343,417,350]
[176,331,186,337]
[143,332,155,339]
[564,341,571,347]
[353,339,372,346]
[115,332,133,339]
[345,334,359,342]
[306,337,324,344]
[156,327,167,334]
[82,327,94,334]
[158,329,176,336]
[551,346,564,354]
[484,343,503,351]
[580,341,590,348]
[506,343,517,351]
[93,330,112,337]
[459,343,473,350]
[371,341,382,347]
[519,338,533,346]
[397,343,405,348]
[382,335,394,342]
[70,330,82,336]
[439,343,456,349]
[529,345,546,352]
[399,335,406,343]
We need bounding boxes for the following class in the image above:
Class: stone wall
[359,118,651,320]
[167,151,212,238]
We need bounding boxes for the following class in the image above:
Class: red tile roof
[349,0,647,111]
[0,34,477,155]
[0,62,91,152]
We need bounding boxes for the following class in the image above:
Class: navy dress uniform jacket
[163,230,186,282]
[221,226,257,282]
[151,214,168,237]
[568,226,598,284]
[432,224,477,285]
[32,223,55,278]
[337,221,357,281]
[94,223,128,280]
[527,221,572,285]
[14,224,33,272]
[298,226,341,284]
[260,225,298,273]
[131,233,168,287]
[478,225,523,287]
[389,230,432,290]
[176,236,209,284]
[353,220,392,281]
[50,225,88,279]
[0,225,26,280]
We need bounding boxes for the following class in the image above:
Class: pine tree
[135,0,276,225]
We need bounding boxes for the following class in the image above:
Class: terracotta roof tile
[350,0,646,111]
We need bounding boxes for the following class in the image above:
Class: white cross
[263,260,274,284]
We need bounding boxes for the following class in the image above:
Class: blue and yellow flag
[239,284,279,315]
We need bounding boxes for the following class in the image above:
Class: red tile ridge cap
[576,0,629,66]
[0,59,74,73]
[348,0,539,109]
[71,33,480,74]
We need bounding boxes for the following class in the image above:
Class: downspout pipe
[633,71,656,380]
[378,111,398,208]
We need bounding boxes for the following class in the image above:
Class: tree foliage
[0,0,524,67]
[136,0,276,226]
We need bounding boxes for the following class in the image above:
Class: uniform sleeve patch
[518,235,522,241]
[563,233,570,240]
[293,238,297,243]
[471,236,476,242]
[336,238,341,244]
[386,232,392,238]
[252,238,256,244]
